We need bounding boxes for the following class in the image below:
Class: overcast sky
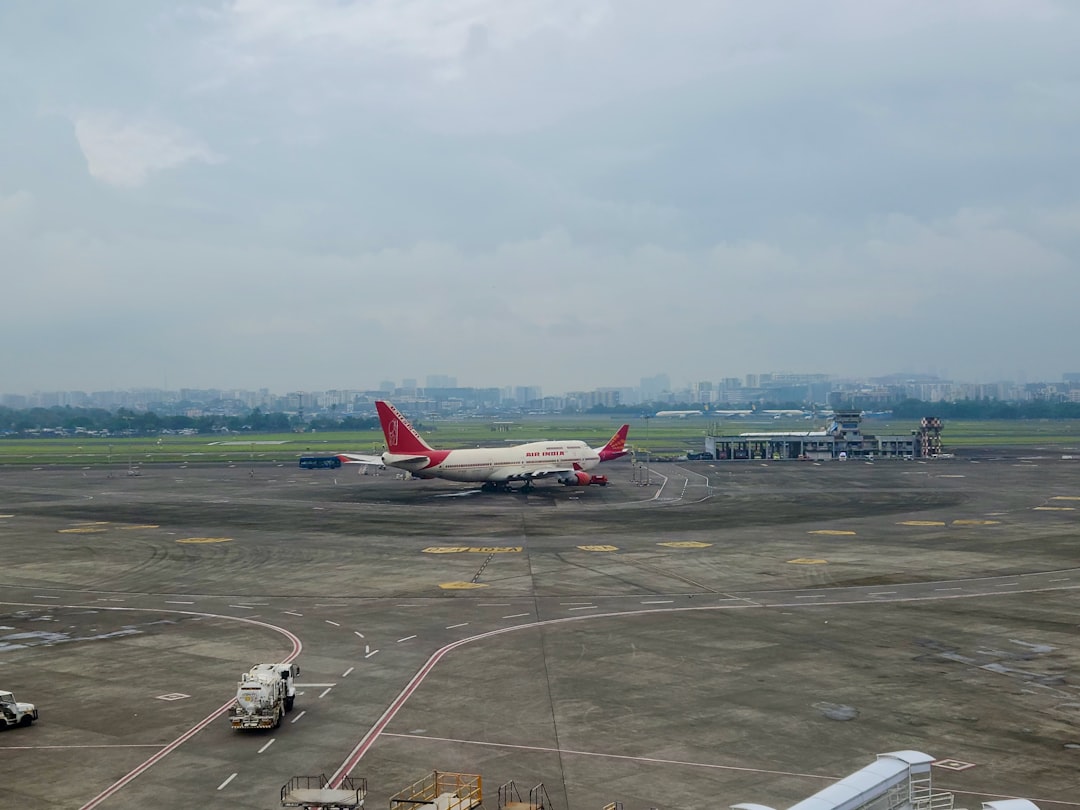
[2,1,1078,395]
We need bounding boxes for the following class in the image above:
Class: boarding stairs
[497,780,553,810]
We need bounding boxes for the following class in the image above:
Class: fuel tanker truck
[230,662,299,730]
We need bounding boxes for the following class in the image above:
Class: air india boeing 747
[337,401,629,491]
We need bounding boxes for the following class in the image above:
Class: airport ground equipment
[0,689,38,727]
[497,780,553,810]
[389,771,482,810]
[280,775,366,809]
[299,456,343,469]
[731,750,955,810]
[230,662,299,730]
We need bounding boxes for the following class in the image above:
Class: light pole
[641,415,651,485]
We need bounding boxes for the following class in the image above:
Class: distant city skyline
[4,367,1079,413]
[3,364,1076,402]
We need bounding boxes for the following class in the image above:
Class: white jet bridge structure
[731,750,1043,810]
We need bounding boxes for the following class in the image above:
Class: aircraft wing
[336,453,384,465]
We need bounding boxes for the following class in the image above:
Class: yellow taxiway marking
[658,541,713,549]
[176,537,233,544]
[898,520,947,526]
[120,524,161,529]
[951,519,1000,526]
[577,545,619,552]
[422,546,522,554]
[808,530,856,536]
[1034,506,1075,511]
[439,582,490,590]
[58,527,108,534]
[788,558,828,565]
[1050,496,1080,500]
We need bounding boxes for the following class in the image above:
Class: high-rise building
[640,373,670,402]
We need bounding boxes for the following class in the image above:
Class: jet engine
[560,471,594,486]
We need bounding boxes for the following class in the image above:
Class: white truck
[230,662,299,730]
[0,690,38,728]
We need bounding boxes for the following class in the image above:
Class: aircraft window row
[439,457,582,469]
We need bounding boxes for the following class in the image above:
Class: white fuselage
[383,440,600,483]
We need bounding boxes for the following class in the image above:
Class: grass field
[1,416,1078,467]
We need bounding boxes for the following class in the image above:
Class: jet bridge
[732,750,953,810]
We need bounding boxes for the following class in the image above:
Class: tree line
[0,406,379,436]
[886,398,1080,419]
[3,398,1079,437]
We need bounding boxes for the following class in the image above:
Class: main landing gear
[480,481,532,493]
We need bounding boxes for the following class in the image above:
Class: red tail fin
[598,424,630,462]
[376,401,435,455]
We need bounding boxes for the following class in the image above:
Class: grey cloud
[74,112,222,187]
[1,1,1078,394]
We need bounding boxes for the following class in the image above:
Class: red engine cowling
[561,471,593,486]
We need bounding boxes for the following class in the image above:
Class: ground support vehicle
[0,690,37,728]
[389,771,482,810]
[281,775,366,809]
[230,662,299,730]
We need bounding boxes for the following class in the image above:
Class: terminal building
[705,412,943,462]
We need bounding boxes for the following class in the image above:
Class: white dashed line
[217,773,238,791]
[258,739,275,754]
[342,667,354,678]
[1049,578,1070,582]
[319,687,332,699]
[397,635,417,643]
[165,601,194,605]
[283,611,303,617]
[935,587,962,592]
[290,710,306,724]
[502,613,530,619]
[641,600,674,605]
[325,620,340,627]
[365,649,379,659]
[34,595,59,600]
[795,595,827,599]
[446,623,469,629]
[354,631,365,638]
[995,582,1019,587]
[868,591,897,596]
[567,605,598,611]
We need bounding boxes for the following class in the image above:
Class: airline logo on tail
[598,424,630,462]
